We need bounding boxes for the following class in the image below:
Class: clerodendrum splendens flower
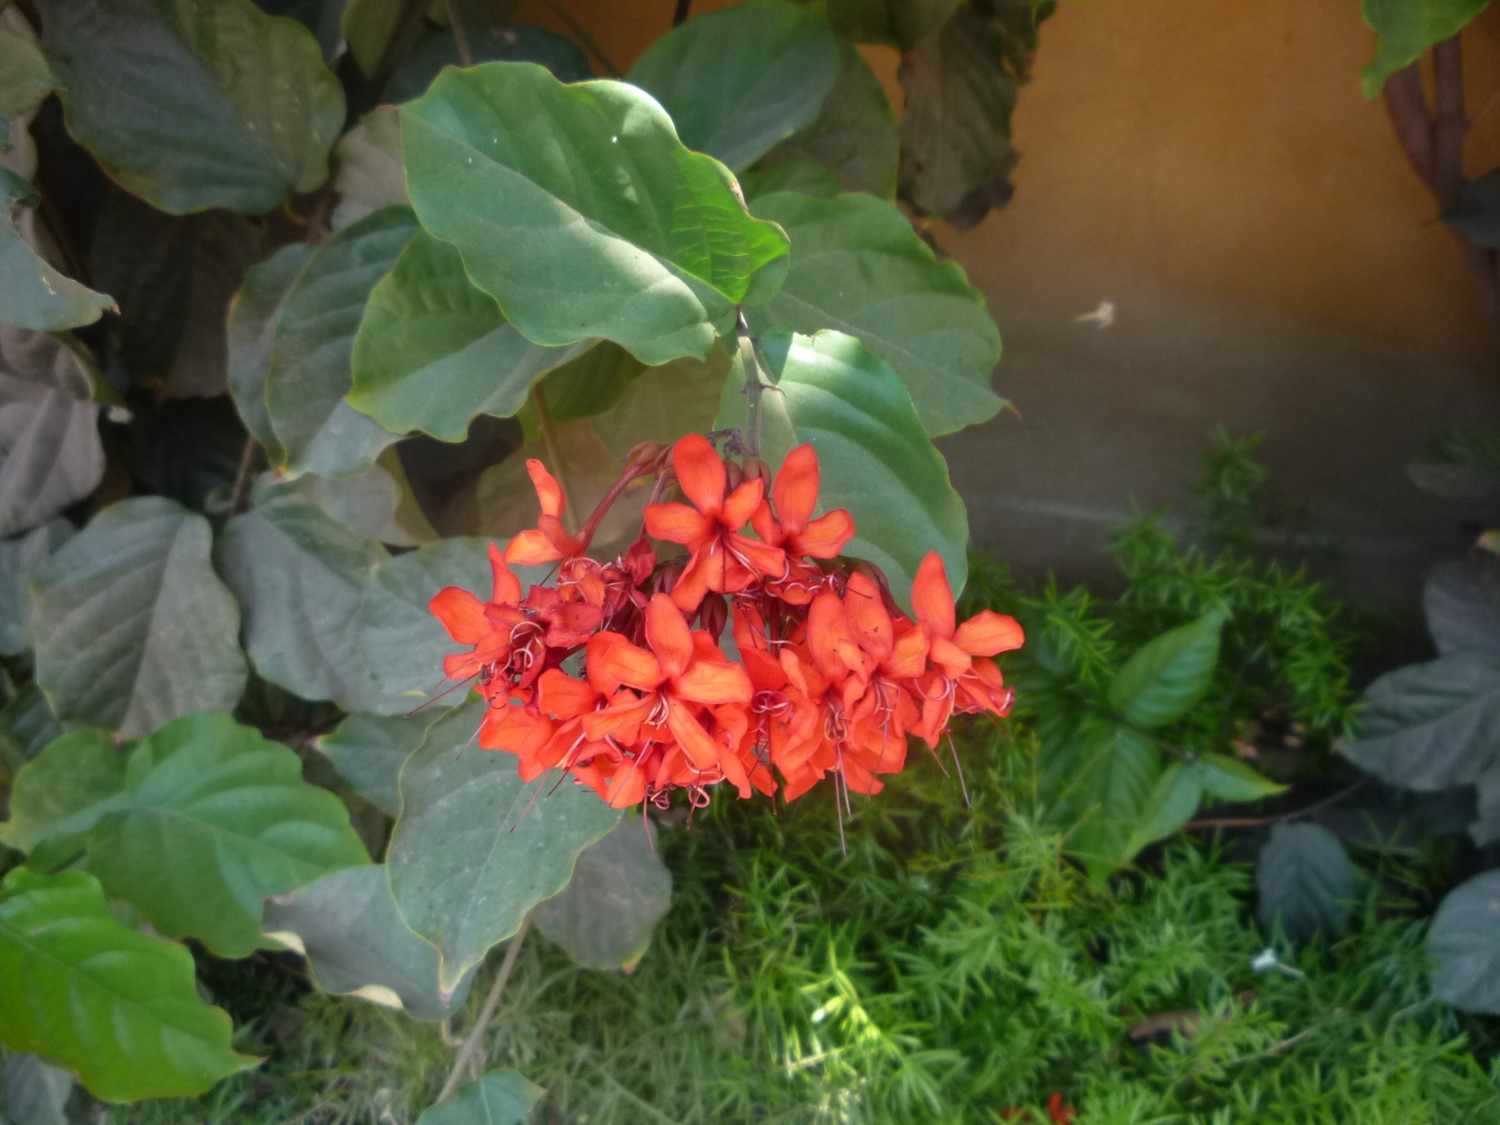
[429,434,1023,815]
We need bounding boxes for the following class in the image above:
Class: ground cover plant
[4,0,1500,1120]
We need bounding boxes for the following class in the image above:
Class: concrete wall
[519,0,1500,620]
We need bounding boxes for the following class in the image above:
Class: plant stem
[673,0,693,27]
[437,915,533,1103]
[736,311,766,459]
[530,384,581,536]
[442,0,474,67]
[228,436,261,514]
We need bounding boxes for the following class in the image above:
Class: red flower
[505,459,589,565]
[750,443,854,602]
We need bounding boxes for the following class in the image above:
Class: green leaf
[742,160,845,201]
[0,192,114,332]
[0,683,62,765]
[0,29,54,119]
[401,62,789,365]
[1257,823,1356,944]
[331,107,406,231]
[35,0,345,214]
[416,1070,544,1125]
[88,191,261,398]
[2,729,124,855]
[715,330,969,611]
[1472,765,1500,845]
[314,711,431,817]
[518,342,649,437]
[826,0,963,47]
[1341,653,1500,790]
[1441,168,1500,249]
[745,190,1003,435]
[86,712,368,957]
[0,1053,72,1125]
[29,497,248,735]
[1124,761,1202,856]
[0,518,71,656]
[388,698,621,995]
[266,207,416,478]
[291,449,440,548]
[534,817,673,971]
[1423,557,1500,658]
[1197,753,1287,802]
[628,0,842,172]
[358,537,547,707]
[263,865,475,1020]
[1105,610,1226,730]
[349,228,586,442]
[591,348,732,463]
[898,2,1035,216]
[1054,718,1161,877]
[1361,0,1490,98]
[386,21,592,104]
[1429,870,1500,1012]
[226,241,315,464]
[0,868,257,1101]
[216,489,396,712]
[759,41,899,198]
[0,328,105,536]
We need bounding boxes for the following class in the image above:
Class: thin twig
[672,0,693,27]
[442,0,474,67]
[530,384,580,536]
[437,915,533,1103]
[541,0,622,77]
[1382,64,1436,192]
[228,436,261,514]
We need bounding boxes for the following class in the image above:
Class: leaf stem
[530,384,581,536]
[436,914,533,1103]
[736,311,766,459]
[442,0,474,67]
[228,436,260,514]
[673,0,693,27]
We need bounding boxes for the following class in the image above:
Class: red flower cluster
[429,433,1023,812]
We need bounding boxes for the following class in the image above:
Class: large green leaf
[1362,0,1490,98]
[266,207,416,478]
[1124,762,1202,857]
[592,349,731,462]
[85,712,368,957]
[263,865,475,1020]
[1429,870,1500,1013]
[1341,653,1500,790]
[0,518,71,656]
[2,729,124,855]
[826,0,964,47]
[29,497,247,735]
[331,107,406,231]
[715,330,969,610]
[216,489,396,712]
[534,817,673,971]
[1423,557,1500,658]
[0,28,54,119]
[400,63,790,365]
[314,711,431,817]
[1105,610,1226,730]
[0,1053,72,1125]
[35,0,345,214]
[1257,823,1356,944]
[746,190,1003,435]
[349,228,586,441]
[759,41,899,198]
[225,241,315,464]
[518,342,649,437]
[89,191,261,398]
[291,448,440,548]
[388,698,621,995]
[416,1070,544,1125]
[0,189,113,332]
[628,0,842,172]
[0,683,62,766]
[1052,717,1161,877]
[0,868,257,1102]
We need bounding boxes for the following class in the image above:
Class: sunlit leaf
[415,1070,544,1125]
[1362,0,1489,98]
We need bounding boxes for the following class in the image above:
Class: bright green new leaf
[716,330,969,611]
[29,497,248,735]
[534,817,673,971]
[226,241,314,464]
[1105,609,1226,730]
[216,489,398,712]
[1341,653,1500,790]
[388,698,621,995]
[266,207,416,478]
[1429,870,1500,1013]
[628,0,842,172]
[0,868,257,1102]
[85,712,369,958]
[1361,0,1490,98]
[1197,753,1287,802]
[760,41,899,198]
[2,729,124,854]
[0,187,114,332]
[1257,823,1356,944]
[315,711,432,817]
[349,228,587,441]
[263,865,475,1020]
[746,190,1003,435]
[1124,761,1202,857]
[826,0,963,48]
[415,1070,544,1125]
[0,29,54,119]
[401,63,790,365]
[35,0,345,214]
[1054,717,1161,877]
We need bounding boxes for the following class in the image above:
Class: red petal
[586,632,665,693]
[772,444,820,533]
[429,587,491,644]
[794,509,854,559]
[525,459,567,518]
[644,593,694,679]
[668,550,715,612]
[954,610,1025,657]
[537,669,601,719]
[719,478,766,530]
[843,573,892,661]
[643,502,712,547]
[504,528,562,566]
[665,704,720,770]
[671,433,726,516]
[727,533,786,579]
[489,542,522,604]
[911,552,956,638]
[674,660,752,706]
